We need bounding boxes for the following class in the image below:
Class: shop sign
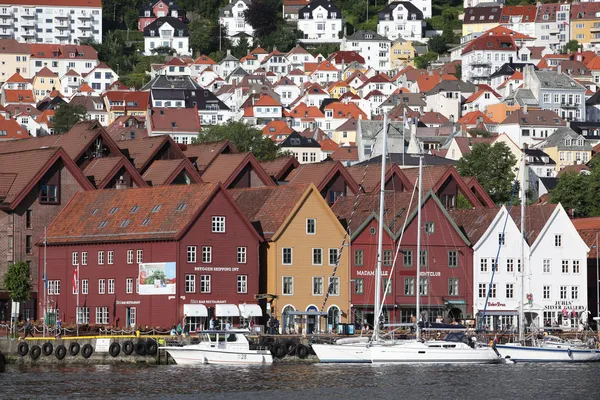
[420,271,441,277]
[194,266,240,272]
[115,300,141,305]
[487,301,506,307]
[356,270,389,276]
[190,299,228,304]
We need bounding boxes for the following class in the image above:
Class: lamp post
[596,232,599,324]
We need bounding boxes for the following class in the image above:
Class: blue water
[3,362,598,399]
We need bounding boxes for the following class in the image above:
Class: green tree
[245,0,279,39]
[3,261,32,303]
[195,122,280,161]
[414,52,437,69]
[562,40,580,54]
[456,142,517,204]
[259,25,298,53]
[428,34,448,55]
[454,63,462,80]
[232,36,250,59]
[53,104,88,134]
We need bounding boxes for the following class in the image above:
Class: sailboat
[312,114,501,364]
[494,146,600,363]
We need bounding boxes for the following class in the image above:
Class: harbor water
[3,362,599,399]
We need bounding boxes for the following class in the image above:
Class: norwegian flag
[72,269,78,294]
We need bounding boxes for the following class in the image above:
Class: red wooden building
[39,183,263,330]
[332,190,473,327]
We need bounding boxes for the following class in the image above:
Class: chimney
[523,104,528,114]
[557,64,562,74]
[227,49,231,56]
[115,176,127,190]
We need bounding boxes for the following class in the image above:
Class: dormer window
[150,30,155,37]
[304,12,309,18]
[145,10,150,17]
[565,139,572,146]
[331,12,337,18]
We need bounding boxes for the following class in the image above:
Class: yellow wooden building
[231,183,350,334]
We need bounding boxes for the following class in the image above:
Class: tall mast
[415,152,423,340]
[519,145,526,342]
[373,113,388,342]
[43,226,47,337]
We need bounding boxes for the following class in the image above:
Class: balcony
[592,36,600,44]
[21,18,35,27]
[79,24,93,30]
[21,30,35,37]
[55,30,69,37]
[0,19,11,26]
[54,13,69,19]
[561,102,580,109]
[471,60,491,67]
[0,31,12,37]
[78,13,92,20]
[21,10,35,18]
[548,28,559,35]
[591,26,600,33]
[0,8,12,16]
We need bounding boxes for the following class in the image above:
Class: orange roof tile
[254,94,281,107]
[5,90,35,103]
[6,72,28,83]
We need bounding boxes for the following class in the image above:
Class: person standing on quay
[24,318,34,338]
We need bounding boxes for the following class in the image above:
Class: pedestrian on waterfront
[268,315,274,335]
[274,318,280,334]
[209,317,215,330]
[24,318,34,338]
[170,325,177,336]
[176,323,182,337]
[225,319,231,331]
[55,318,62,338]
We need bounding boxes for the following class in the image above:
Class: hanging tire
[81,344,94,359]
[109,342,121,358]
[55,345,67,360]
[42,342,53,356]
[145,339,158,356]
[296,344,309,359]
[69,342,80,356]
[272,343,286,359]
[122,340,134,356]
[0,352,6,373]
[30,345,41,360]
[17,342,29,357]
[135,340,146,356]
[284,340,295,355]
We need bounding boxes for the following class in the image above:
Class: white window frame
[187,246,197,263]
[82,279,88,295]
[77,307,89,324]
[81,252,87,266]
[136,250,143,264]
[127,250,133,264]
[200,275,211,293]
[72,252,78,266]
[99,279,105,294]
[107,251,113,265]
[329,276,340,296]
[126,278,133,294]
[185,274,196,293]
[202,246,212,263]
[237,275,248,293]
[212,216,226,233]
[282,276,294,295]
[312,248,323,265]
[108,278,115,294]
[306,218,316,234]
[282,248,293,265]
[237,247,247,264]
[95,306,109,324]
[312,276,324,295]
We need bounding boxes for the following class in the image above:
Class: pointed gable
[182,140,237,173]
[200,152,275,188]
[142,158,203,186]
[285,161,360,204]
[117,135,186,173]
[83,155,147,189]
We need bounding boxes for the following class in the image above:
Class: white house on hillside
[143,17,191,56]
[219,0,254,45]
[377,2,424,41]
[341,30,391,72]
[297,0,343,43]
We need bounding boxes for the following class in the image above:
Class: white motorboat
[371,339,501,364]
[163,330,273,365]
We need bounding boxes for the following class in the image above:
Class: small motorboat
[163,329,273,365]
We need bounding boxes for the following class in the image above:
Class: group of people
[267,315,279,334]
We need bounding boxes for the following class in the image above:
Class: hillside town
[0,0,599,339]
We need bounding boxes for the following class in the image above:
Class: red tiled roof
[259,155,299,181]
[419,112,449,125]
[323,102,367,120]
[194,54,216,65]
[509,204,558,244]
[103,91,150,111]
[82,155,143,189]
[183,140,237,173]
[150,108,201,133]
[327,51,365,65]
[557,164,591,177]
[330,145,358,162]
[230,184,311,240]
[320,138,339,152]
[117,135,185,171]
[201,153,274,188]
[462,35,516,55]
[44,184,234,244]
[5,90,35,103]
[254,94,281,107]
[142,158,203,186]
[285,161,359,193]
[458,111,495,125]
[29,43,98,59]
[0,117,29,139]
[449,207,501,244]
[6,72,28,83]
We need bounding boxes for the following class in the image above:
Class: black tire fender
[42,342,53,356]
[145,339,158,356]
[81,344,94,359]
[122,340,134,355]
[17,342,29,357]
[296,344,309,359]
[30,345,41,360]
[135,340,147,356]
[284,340,295,355]
[55,345,67,360]
[0,352,6,373]
[69,342,80,356]
[272,343,286,359]
[109,342,121,357]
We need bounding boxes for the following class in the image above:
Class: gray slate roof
[542,127,592,151]
[345,30,390,42]
[379,2,424,21]
[425,80,476,95]
[357,120,409,145]
[534,71,586,91]
[219,0,251,18]
[141,75,200,91]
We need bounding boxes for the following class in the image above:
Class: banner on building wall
[139,262,176,295]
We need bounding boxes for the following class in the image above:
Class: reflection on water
[3,362,599,399]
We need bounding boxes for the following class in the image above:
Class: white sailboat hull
[370,341,501,364]
[496,344,600,363]
[165,346,273,365]
[311,343,372,363]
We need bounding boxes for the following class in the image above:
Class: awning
[481,310,518,316]
[238,304,262,318]
[216,304,240,317]
[183,304,208,317]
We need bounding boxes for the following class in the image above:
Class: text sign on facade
[193,266,240,272]
[139,262,176,295]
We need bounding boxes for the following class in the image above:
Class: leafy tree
[195,122,280,161]
[414,52,437,69]
[456,142,517,205]
[232,36,250,59]
[562,40,580,54]
[245,0,279,39]
[3,261,32,303]
[428,34,448,55]
[53,104,88,134]
[151,46,177,56]
[259,25,298,53]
